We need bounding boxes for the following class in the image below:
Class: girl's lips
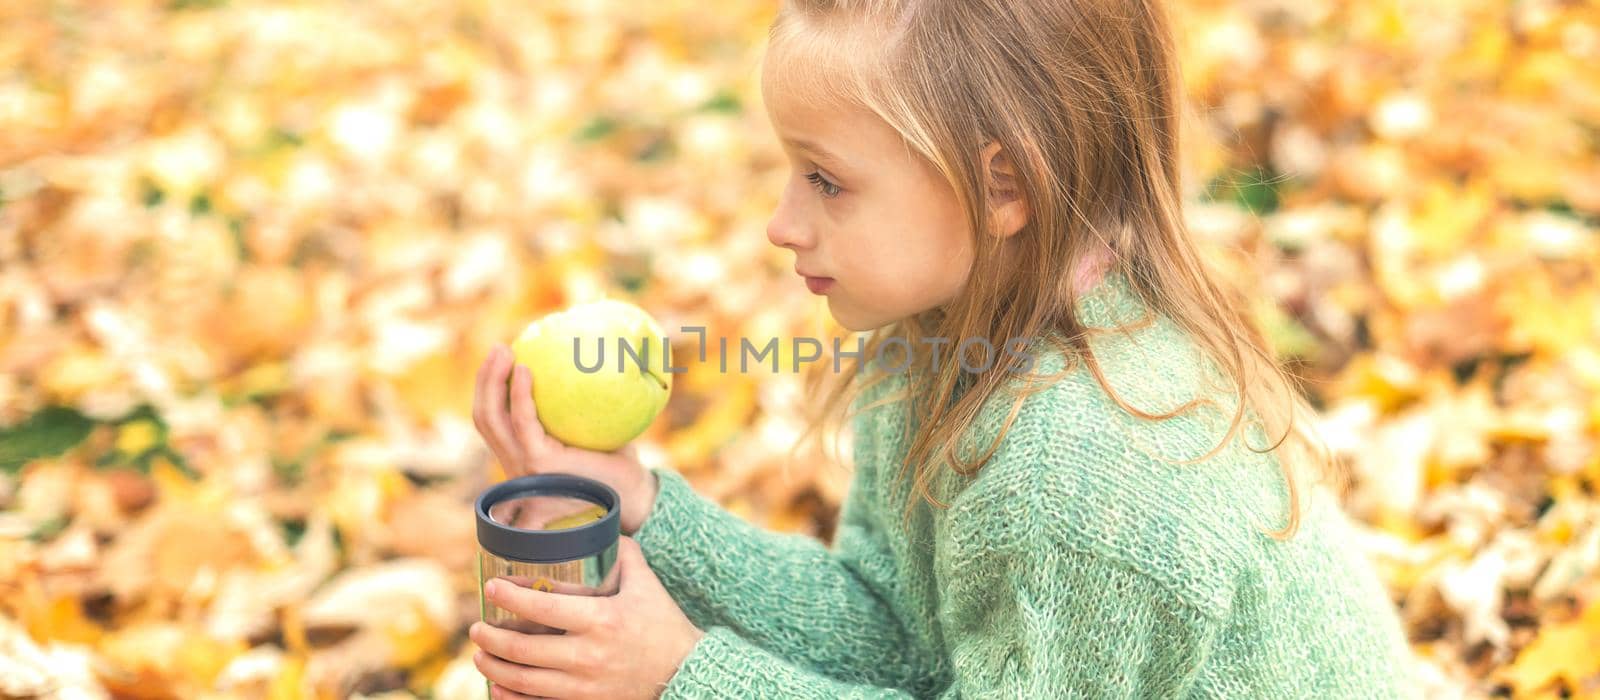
[803,276,835,294]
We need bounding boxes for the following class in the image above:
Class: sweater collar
[1073,267,1150,331]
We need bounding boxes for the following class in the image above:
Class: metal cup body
[474,472,622,700]
[476,541,619,635]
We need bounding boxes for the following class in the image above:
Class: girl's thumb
[617,535,645,562]
[616,536,654,582]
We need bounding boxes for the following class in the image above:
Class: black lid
[475,474,620,563]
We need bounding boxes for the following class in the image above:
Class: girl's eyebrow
[785,137,848,169]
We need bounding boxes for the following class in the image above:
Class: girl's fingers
[509,364,551,458]
[482,346,520,458]
[484,578,601,634]
[472,350,499,442]
[471,622,588,671]
[474,651,584,698]
[489,683,552,700]
[475,351,522,468]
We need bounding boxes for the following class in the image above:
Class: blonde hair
[770,0,1345,540]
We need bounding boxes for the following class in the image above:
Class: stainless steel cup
[474,473,621,638]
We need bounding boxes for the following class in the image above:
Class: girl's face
[760,72,976,332]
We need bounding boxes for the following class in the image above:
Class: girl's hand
[469,536,703,700]
[473,344,659,534]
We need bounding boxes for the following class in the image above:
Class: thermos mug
[474,473,622,693]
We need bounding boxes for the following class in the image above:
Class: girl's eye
[806,171,842,198]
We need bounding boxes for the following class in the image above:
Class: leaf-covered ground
[1,0,1598,698]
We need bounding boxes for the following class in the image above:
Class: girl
[469,0,1420,698]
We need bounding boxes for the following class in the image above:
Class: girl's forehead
[764,96,887,171]
[760,26,873,113]
[762,70,851,145]
[761,61,841,117]
[762,85,834,135]
[759,33,912,168]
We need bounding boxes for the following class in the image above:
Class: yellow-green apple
[510,299,672,452]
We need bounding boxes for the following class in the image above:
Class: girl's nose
[766,216,809,250]
[766,179,815,250]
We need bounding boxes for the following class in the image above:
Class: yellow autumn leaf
[1496,275,1596,357]
[1330,353,1423,415]
[666,375,757,468]
[268,654,311,700]
[326,463,416,545]
[38,344,122,405]
[1500,601,1600,695]
[217,361,293,402]
[380,600,450,670]
[19,593,105,647]
[115,419,160,455]
[98,623,247,698]
[390,348,477,422]
[1408,179,1493,259]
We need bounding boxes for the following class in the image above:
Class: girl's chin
[823,301,863,332]
[828,302,896,333]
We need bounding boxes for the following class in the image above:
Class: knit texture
[633,269,1420,698]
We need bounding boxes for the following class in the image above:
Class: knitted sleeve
[930,535,1225,697]
[930,444,1227,697]
[631,465,932,690]
[653,467,1226,698]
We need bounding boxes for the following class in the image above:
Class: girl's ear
[980,140,1029,239]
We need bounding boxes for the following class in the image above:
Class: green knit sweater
[633,270,1420,698]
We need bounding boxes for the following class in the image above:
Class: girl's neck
[1072,244,1114,295]
[920,245,1116,334]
